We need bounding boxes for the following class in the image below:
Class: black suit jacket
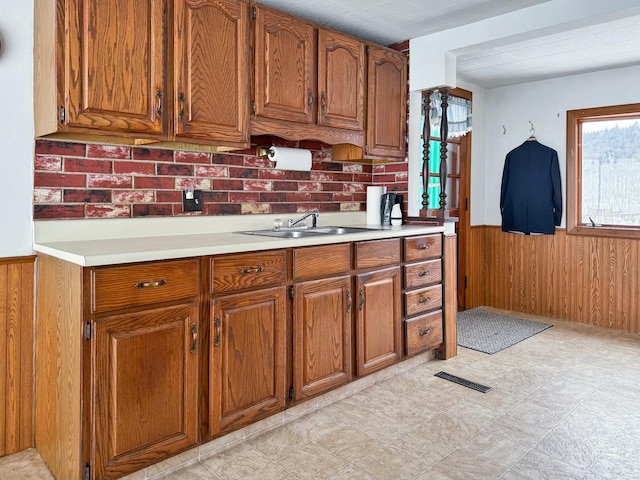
[500,139,562,234]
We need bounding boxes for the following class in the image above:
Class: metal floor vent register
[434,371,492,393]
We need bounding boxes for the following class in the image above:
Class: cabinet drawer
[211,250,286,294]
[404,234,442,262]
[90,259,199,314]
[355,238,401,269]
[404,284,442,317]
[405,310,443,356]
[293,243,351,281]
[404,259,441,289]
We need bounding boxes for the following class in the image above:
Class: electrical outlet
[182,189,203,212]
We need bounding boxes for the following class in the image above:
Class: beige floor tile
[351,444,429,480]
[494,399,566,438]
[277,443,350,480]
[0,449,54,480]
[458,425,534,469]
[533,429,599,470]
[316,426,384,463]
[241,462,298,480]
[508,449,590,479]
[245,425,309,460]
[155,462,220,480]
[200,442,271,480]
[429,448,505,480]
[327,465,376,480]
[285,408,348,442]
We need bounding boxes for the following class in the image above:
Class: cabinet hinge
[252,6,256,19]
[251,102,256,114]
[59,106,65,123]
[84,322,92,341]
[288,387,294,401]
[84,463,90,480]
[289,285,294,300]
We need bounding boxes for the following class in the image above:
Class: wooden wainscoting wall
[0,256,35,457]
[467,226,640,334]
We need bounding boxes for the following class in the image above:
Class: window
[567,103,640,239]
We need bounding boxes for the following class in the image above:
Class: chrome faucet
[288,211,319,228]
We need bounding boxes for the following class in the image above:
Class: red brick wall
[33,139,408,220]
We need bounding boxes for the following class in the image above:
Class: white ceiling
[255,0,640,88]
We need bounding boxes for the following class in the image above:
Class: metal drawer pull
[213,317,221,346]
[418,243,430,250]
[135,279,167,289]
[241,265,263,275]
[346,290,352,313]
[359,288,365,311]
[419,327,433,337]
[418,271,430,277]
[418,296,432,304]
[189,323,197,353]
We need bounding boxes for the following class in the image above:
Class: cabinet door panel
[317,29,364,130]
[94,303,198,480]
[356,267,402,376]
[253,5,315,124]
[65,0,165,135]
[366,46,407,158]
[210,287,287,435]
[174,0,250,145]
[293,276,352,400]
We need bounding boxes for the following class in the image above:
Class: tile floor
[2,309,640,480]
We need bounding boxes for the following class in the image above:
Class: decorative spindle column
[437,88,449,216]
[421,91,431,212]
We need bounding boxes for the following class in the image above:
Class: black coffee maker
[380,193,402,226]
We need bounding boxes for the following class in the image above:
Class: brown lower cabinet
[209,287,287,436]
[35,233,451,480]
[93,304,199,480]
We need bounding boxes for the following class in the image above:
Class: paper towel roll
[268,146,312,171]
[366,186,387,225]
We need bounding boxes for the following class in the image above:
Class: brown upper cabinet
[251,4,365,146]
[34,0,405,158]
[173,0,250,146]
[34,0,251,149]
[333,44,407,161]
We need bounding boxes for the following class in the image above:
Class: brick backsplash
[33,139,408,220]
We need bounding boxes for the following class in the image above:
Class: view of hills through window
[581,119,640,226]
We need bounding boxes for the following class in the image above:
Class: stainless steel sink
[237,226,383,239]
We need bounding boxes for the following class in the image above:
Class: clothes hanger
[527,121,536,140]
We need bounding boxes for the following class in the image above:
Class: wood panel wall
[0,256,35,457]
[467,226,640,334]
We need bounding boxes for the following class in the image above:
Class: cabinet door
[93,303,199,480]
[293,276,352,401]
[210,287,287,436]
[355,267,402,376]
[365,45,407,158]
[64,0,166,136]
[317,29,365,131]
[253,5,315,124]
[174,0,250,145]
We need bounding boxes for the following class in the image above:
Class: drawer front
[91,259,199,314]
[404,259,441,289]
[293,243,351,281]
[404,234,442,262]
[211,250,286,294]
[355,238,401,269]
[405,310,443,356]
[404,284,442,317]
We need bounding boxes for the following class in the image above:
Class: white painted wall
[0,2,34,257]
[479,65,640,226]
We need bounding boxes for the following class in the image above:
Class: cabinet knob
[307,90,314,112]
[155,89,163,117]
[418,243,430,250]
[418,296,431,304]
[418,271,429,277]
[419,327,433,337]
[359,288,365,311]
[320,91,326,113]
[346,290,351,313]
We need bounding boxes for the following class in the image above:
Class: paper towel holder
[256,146,271,158]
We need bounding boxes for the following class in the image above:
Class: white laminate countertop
[33,213,447,267]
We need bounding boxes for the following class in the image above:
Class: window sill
[567,224,640,240]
